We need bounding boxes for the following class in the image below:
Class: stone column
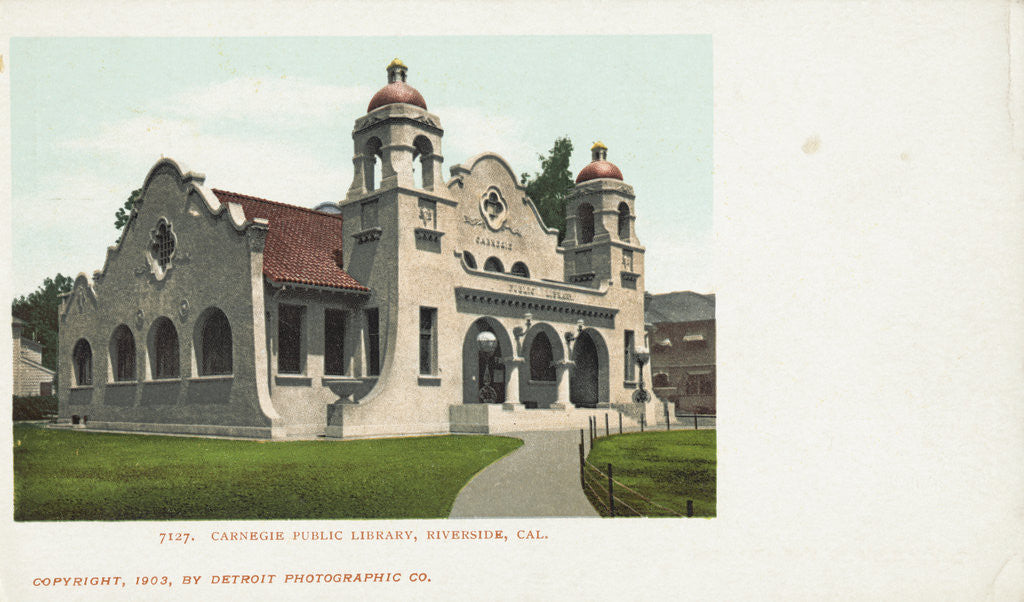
[549,360,575,410]
[501,357,525,411]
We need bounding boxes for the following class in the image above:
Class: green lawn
[12,424,521,521]
[583,429,716,518]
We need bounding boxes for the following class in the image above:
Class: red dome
[575,160,624,183]
[367,81,427,112]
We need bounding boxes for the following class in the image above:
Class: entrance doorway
[461,318,512,404]
[571,332,599,407]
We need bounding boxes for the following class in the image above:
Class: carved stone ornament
[479,188,508,232]
[179,299,190,319]
[135,309,145,329]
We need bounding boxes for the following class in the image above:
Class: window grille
[278,305,303,374]
[150,220,175,270]
[324,309,347,376]
[419,307,437,375]
[365,308,380,376]
[200,310,232,375]
[73,339,92,386]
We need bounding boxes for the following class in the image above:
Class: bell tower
[563,142,644,290]
[346,59,445,200]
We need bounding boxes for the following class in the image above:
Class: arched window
[577,203,595,244]
[484,257,504,273]
[653,372,670,387]
[72,339,92,386]
[510,262,530,278]
[110,325,136,382]
[413,136,434,190]
[529,331,556,381]
[198,308,232,375]
[618,202,631,241]
[149,317,180,379]
[364,137,383,191]
[463,251,478,269]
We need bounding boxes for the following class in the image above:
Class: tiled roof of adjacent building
[646,291,715,323]
[213,190,369,292]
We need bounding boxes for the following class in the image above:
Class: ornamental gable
[448,153,562,281]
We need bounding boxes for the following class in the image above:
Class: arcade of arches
[461,317,609,409]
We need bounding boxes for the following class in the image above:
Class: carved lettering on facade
[508,283,574,302]
[475,235,513,250]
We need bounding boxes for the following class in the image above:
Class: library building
[57,60,663,438]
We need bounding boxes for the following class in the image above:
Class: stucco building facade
[57,60,661,438]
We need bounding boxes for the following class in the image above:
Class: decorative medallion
[479,188,508,232]
[179,299,190,319]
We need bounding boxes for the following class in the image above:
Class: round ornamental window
[148,219,177,279]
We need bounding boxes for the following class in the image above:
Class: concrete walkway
[449,430,600,518]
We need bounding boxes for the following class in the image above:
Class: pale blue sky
[10,36,711,297]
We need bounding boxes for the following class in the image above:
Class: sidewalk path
[449,430,599,518]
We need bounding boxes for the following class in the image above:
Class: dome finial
[368,59,427,111]
[576,141,623,183]
[387,58,408,83]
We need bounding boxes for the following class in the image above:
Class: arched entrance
[461,318,513,404]
[520,323,567,408]
[571,329,608,408]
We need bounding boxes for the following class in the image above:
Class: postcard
[2,2,1022,600]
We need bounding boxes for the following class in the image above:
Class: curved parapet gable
[448,152,557,234]
[96,157,259,281]
[448,150,568,282]
[448,151,521,187]
[520,193,559,236]
[59,273,99,322]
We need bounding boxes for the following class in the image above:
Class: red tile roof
[212,189,369,292]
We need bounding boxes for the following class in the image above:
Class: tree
[12,273,74,371]
[114,188,144,232]
[520,137,574,241]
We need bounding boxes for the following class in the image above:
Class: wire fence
[578,416,702,518]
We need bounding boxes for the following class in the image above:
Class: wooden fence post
[687,500,694,517]
[605,413,609,436]
[694,413,698,430]
[640,411,645,432]
[665,402,670,431]
[618,412,622,434]
[608,463,615,517]
[579,443,585,488]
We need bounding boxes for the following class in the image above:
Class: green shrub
[12,395,58,421]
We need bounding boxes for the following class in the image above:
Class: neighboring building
[57,59,664,439]
[646,291,716,415]
[12,317,56,396]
